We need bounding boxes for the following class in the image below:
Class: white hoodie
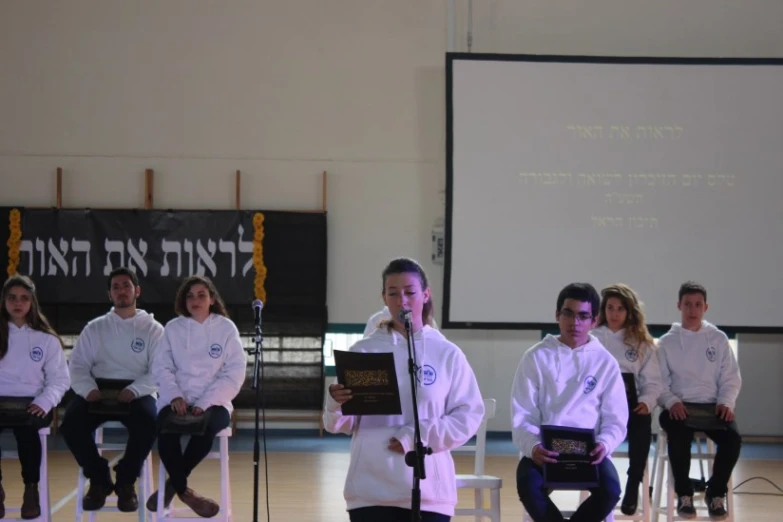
[0,323,70,413]
[591,326,662,414]
[323,326,484,516]
[153,314,247,413]
[69,308,164,399]
[511,334,628,459]
[657,321,741,410]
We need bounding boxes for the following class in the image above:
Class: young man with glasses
[511,283,628,522]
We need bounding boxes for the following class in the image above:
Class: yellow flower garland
[7,209,22,277]
[252,212,267,302]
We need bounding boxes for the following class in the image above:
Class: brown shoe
[115,483,138,512]
[82,481,113,511]
[146,480,176,512]
[21,483,40,520]
[177,488,219,518]
[0,481,6,519]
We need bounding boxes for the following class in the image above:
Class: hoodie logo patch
[584,375,597,394]
[30,346,44,362]
[624,349,638,363]
[418,365,437,386]
[131,337,145,353]
[706,346,717,362]
[209,344,223,359]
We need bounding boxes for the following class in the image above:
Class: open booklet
[334,350,402,415]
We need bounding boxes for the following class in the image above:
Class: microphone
[397,309,412,325]
[252,299,264,325]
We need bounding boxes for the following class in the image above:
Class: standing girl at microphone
[0,275,70,519]
[324,257,484,522]
[146,276,246,518]
[592,283,662,515]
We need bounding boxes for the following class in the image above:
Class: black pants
[517,456,621,522]
[155,406,231,494]
[626,411,653,484]
[61,395,157,486]
[0,412,52,484]
[348,506,450,522]
[659,410,741,497]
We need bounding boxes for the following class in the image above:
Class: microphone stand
[250,311,264,522]
[402,317,432,522]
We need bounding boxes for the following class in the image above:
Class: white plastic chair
[652,431,735,522]
[155,427,232,522]
[612,447,651,522]
[2,427,51,522]
[453,398,502,521]
[74,422,154,522]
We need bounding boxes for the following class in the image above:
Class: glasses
[559,309,593,322]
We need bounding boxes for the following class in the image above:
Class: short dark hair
[678,281,707,302]
[556,283,600,318]
[107,267,139,290]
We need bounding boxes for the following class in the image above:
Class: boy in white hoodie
[325,258,484,522]
[512,283,628,522]
[657,281,741,520]
[61,267,164,512]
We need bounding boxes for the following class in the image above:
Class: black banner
[0,208,327,333]
[2,207,328,411]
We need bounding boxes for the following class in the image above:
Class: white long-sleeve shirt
[69,309,164,399]
[323,326,484,516]
[511,334,628,459]
[657,321,741,410]
[591,326,662,413]
[153,314,247,413]
[0,323,70,413]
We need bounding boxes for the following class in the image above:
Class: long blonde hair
[597,283,654,359]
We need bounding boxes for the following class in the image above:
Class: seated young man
[657,281,742,520]
[512,283,628,522]
[60,268,164,511]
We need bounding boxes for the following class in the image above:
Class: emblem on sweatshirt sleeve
[584,375,597,394]
[209,344,223,359]
[706,346,717,362]
[131,338,146,353]
[30,346,44,362]
[417,365,437,386]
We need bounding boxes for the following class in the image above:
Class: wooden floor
[0,450,780,521]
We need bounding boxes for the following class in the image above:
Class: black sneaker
[115,483,139,512]
[677,495,697,518]
[82,481,113,511]
[706,494,728,520]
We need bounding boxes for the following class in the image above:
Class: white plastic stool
[652,431,735,522]
[75,422,154,522]
[155,427,232,522]
[612,449,651,522]
[2,427,51,522]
